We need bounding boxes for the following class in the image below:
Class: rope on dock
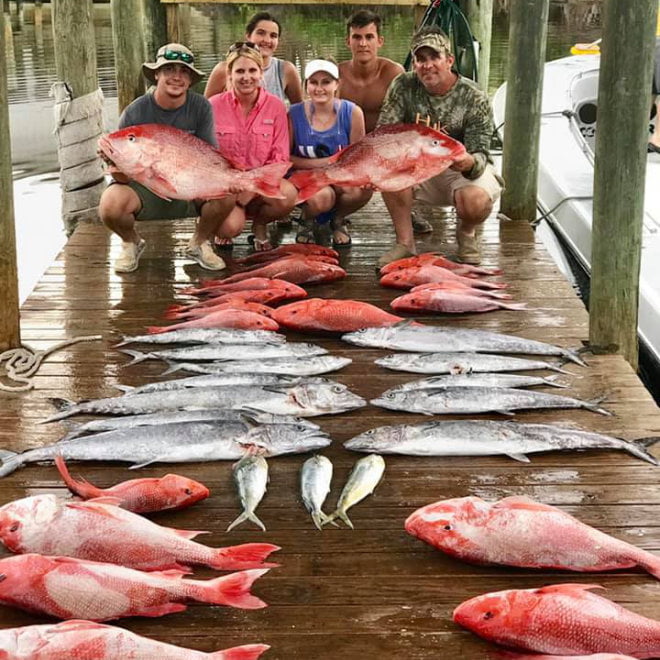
[0,335,102,392]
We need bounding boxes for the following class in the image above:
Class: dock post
[499,0,549,222]
[0,11,20,350]
[111,0,146,113]
[52,0,105,235]
[165,4,180,43]
[459,0,493,92]
[142,0,167,67]
[589,0,657,369]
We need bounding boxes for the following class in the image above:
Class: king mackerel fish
[342,323,586,366]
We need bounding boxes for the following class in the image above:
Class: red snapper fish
[453,583,660,657]
[98,124,291,201]
[498,654,638,660]
[406,496,660,578]
[234,243,339,265]
[272,298,405,332]
[164,299,277,321]
[0,494,279,572]
[381,265,508,290]
[410,281,512,300]
[0,554,268,621]
[289,123,466,202]
[55,456,209,514]
[220,257,347,285]
[146,308,279,334]
[380,252,501,277]
[391,290,526,313]
[183,277,308,297]
[0,620,270,659]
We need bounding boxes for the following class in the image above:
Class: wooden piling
[111,0,146,112]
[142,0,168,65]
[499,0,549,222]
[0,11,20,350]
[459,0,493,92]
[52,0,105,235]
[589,0,657,369]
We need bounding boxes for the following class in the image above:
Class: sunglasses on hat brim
[159,48,195,64]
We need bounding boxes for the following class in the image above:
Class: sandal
[247,234,275,252]
[295,217,317,245]
[213,237,234,252]
[331,217,352,248]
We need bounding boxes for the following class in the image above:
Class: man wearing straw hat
[376,27,502,268]
[99,43,231,273]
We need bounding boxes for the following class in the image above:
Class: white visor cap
[304,59,339,80]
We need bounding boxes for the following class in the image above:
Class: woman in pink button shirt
[208,42,296,251]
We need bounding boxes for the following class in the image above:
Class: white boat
[492,54,660,369]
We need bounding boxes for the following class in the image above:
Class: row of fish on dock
[5,238,660,657]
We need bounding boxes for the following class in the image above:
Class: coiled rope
[0,335,102,392]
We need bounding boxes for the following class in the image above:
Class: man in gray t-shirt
[99,43,232,273]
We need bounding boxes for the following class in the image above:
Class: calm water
[5,1,601,302]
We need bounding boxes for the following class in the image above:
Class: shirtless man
[337,10,404,134]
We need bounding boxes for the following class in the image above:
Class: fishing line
[0,335,102,392]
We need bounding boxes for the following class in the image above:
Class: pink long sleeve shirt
[209,89,290,170]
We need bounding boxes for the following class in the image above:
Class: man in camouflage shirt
[376,27,503,267]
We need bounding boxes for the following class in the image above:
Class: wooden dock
[2,197,660,658]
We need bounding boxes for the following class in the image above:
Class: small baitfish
[388,373,567,391]
[344,420,658,464]
[115,327,286,346]
[342,323,586,365]
[328,455,385,529]
[120,342,328,366]
[374,352,570,375]
[300,455,334,530]
[370,386,610,416]
[228,455,269,532]
[161,355,353,377]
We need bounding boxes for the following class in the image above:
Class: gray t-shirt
[119,90,217,147]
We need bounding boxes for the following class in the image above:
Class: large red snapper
[219,257,347,285]
[0,554,268,620]
[98,124,291,201]
[0,620,270,659]
[379,252,501,277]
[453,583,660,657]
[289,123,466,202]
[406,496,660,578]
[380,265,508,290]
[272,298,405,332]
[0,494,279,572]
[146,308,279,334]
[55,456,209,514]
[391,290,526,313]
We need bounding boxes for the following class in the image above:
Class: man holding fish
[377,27,503,268]
[98,44,232,273]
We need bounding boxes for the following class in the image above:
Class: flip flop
[331,220,352,249]
[213,238,234,252]
[648,142,660,154]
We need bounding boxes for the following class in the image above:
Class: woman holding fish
[208,42,297,251]
[288,58,372,247]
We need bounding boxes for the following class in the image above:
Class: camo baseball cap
[411,31,452,56]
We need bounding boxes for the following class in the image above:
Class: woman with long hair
[208,42,296,251]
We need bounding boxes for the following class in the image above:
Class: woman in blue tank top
[288,59,372,247]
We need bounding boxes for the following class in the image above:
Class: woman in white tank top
[204,12,303,105]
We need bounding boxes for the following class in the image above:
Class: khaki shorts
[118,181,199,221]
[414,164,503,207]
